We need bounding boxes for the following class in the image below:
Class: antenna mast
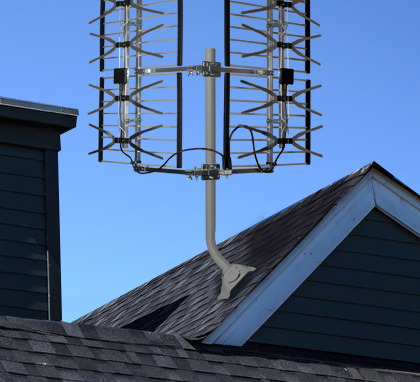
[205,48,255,299]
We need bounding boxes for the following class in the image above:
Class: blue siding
[0,143,48,319]
[248,208,420,364]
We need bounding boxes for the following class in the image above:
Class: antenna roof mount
[89,0,321,299]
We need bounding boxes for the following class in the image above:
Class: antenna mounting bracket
[201,164,220,180]
[202,61,222,77]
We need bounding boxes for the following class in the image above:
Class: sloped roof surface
[76,163,382,340]
[1,315,419,382]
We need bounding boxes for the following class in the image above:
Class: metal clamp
[133,163,148,172]
[202,61,222,77]
[277,95,292,102]
[220,169,233,178]
[185,168,195,180]
[277,42,292,49]
[115,95,130,101]
[277,0,292,8]
[116,41,130,48]
[267,21,284,29]
[257,69,274,77]
[125,117,141,124]
[127,20,142,28]
[201,164,220,180]
[135,68,149,75]
[116,0,130,6]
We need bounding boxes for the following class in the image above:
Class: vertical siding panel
[44,150,62,321]
[0,143,49,319]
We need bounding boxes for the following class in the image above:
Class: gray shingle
[1,359,27,375]
[1,312,419,381]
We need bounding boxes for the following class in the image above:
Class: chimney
[0,97,78,321]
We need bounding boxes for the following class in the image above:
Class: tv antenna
[89,0,322,299]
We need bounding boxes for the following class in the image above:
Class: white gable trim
[371,170,420,238]
[203,170,420,346]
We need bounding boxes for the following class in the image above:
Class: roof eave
[0,97,78,133]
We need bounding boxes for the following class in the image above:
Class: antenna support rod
[122,2,130,147]
[204,48,256,300]
[205,48,229,273]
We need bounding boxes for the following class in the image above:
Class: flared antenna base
[218,264,256,300]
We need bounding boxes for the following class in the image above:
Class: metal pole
[135,2,142,162]
[266,1,274,164]
[279,6,287,141]
[122,3,130,147]
[204,48,255,299]
[205,48,230,272]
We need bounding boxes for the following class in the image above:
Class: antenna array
[224,0,322,173]
[89,0,184,169]
[89,0,321,175]
[89,0,322,299]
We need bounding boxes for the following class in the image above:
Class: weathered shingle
[75,163,387,340]
[1,315,419,381]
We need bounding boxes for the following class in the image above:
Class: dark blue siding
[0,143,48,319]
[248,208,420,364]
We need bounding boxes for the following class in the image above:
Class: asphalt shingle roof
[1,315,419,381]
[74,163,392,340]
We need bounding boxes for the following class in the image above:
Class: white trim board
[203,169,420,346]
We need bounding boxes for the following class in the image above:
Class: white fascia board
[204,172,377,346]
[204,170,420,346]
[371,170,420,238]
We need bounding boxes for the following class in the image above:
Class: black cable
[119,137,134,164]
[116,107,284,174]
[133,147,225,174]
[229,124,286,173]
[118,84,135,164]
[229,125,266,172]
[116,82,225,175]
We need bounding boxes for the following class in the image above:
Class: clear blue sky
[1,1,419,322]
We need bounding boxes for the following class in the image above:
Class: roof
[1,315,419,381]
[0,96,78,132]
[75,162,390,340]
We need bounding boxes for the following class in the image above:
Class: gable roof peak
[76,162,397,337]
